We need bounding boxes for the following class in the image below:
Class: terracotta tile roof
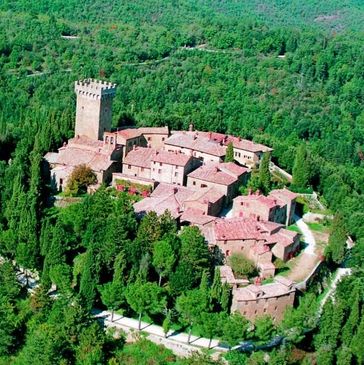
[116,128,142,140]
[138,126,169,135]
[55,146,113,172]
[176,130,272,153]
[151,183,195,202]
[123,147,156,168]
[234,193,281,209]
[268,230,299,247]
[233,277,295,301]
[188,162,248,186]
[165,133,226,157]
[225,136,273,153]
[68,135,104,150]
[270,188,298,202]
[212,217,284,241]
[134,183,196,218]
[152,150,192,167]
[180,208,218,226]
[185,187,225,204]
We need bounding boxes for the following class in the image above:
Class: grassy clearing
[307,222,329,233]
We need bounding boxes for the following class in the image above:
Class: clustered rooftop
[44,79,299,322]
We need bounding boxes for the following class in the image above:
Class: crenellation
[74,78,117,140]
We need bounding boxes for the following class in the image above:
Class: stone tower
[74,79,117,141]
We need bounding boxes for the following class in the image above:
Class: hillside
[0,1,363,364]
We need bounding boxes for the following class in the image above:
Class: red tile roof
[212,217,284,241]
[116,128,142,140]
[188,162,248,186]
[133,183,196,218]
[180,208,218,226]
[270,188,298,202]
[138,126,169,135]
[234,193,281,209]
[233,277,295,301]
[165,133,226,157]
[183,131,272,153]
[123,147,156,168]
[152,150,192,167]
[68,135,104,151]
[185,187,225,205]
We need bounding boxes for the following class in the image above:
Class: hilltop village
[45,79,301,322]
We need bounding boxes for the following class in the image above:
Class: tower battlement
[74,78,117,140]
[75,79,117,100]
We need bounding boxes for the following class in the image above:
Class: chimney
[189,123,194,132]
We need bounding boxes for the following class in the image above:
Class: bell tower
[74,79,117,141]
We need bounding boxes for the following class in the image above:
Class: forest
[0,0,363,364]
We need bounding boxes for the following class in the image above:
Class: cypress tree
[292,144,310,189]
[258,152,271,194]
[325,214,347,265]
[225,142,234,162]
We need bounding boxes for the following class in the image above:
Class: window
[193,181,196,186]
[147,137,151,141]
[160,162,163,166]
[59,178,63,185]
[201,184,207,188]
[264,308,267,313]
[162,137,165,141]
[141,167,144,172]
[128,165,131,169]
[110,137,114,144]
[175,172,178,177]
[158,169,161,174]
[226,250,230,256]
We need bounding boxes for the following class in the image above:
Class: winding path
[294,214,316,255]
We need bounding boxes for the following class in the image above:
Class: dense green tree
[292,144,310,189]
[325,214,347,265]
[222,312,249,347]
[228,253,256,278]
[176,289,209,344]
[152,239,176,286]
[125,281,166,330]
[225,142,234,162]
[179,226,211,286]
[65,164,97,196]
[99,281,124,321]
[253,315,276,343]
[258,152,271,194]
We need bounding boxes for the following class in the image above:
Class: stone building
[231,276,296,322]
[165,132,226,162]
[203,217,300,277]
[134,183,225,220]
[150,150,199,186]
[45,135,122,191]
[233,189,297,226]
[74,79,117,141]
[139,126,169,149]
[194,131,273,168]
[115,128,143,158]
[187,162,249,204]
[122,146,156,180]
